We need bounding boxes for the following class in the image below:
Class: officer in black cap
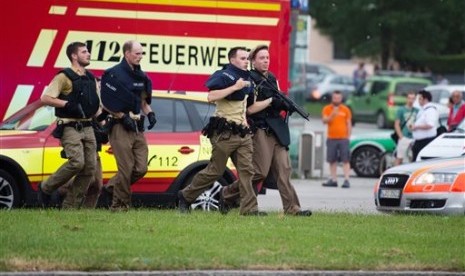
[177,46,265,216]
[100,40,156,211]
[221,45,312,216]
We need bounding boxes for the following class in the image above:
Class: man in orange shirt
[321,90,352,188]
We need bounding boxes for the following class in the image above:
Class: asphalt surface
[265,116,381,214]
[259,176,378,215]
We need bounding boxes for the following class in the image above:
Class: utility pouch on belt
[52,121,65,139]
[104,116,116,133]
[92,120,109,144]
[120,113,138,132]
[265,117,290,147]
[202,116,251,139]
[137,115,145,132]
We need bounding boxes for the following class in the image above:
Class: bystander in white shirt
[412,102,438,140]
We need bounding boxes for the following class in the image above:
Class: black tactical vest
[55,68,99,119]
[101,58,152,114]
[249,70,281,122]
[249,70,290,147]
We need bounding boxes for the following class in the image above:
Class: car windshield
[0,104,55,131]
[307,74,326,85]
[395,82,428,96]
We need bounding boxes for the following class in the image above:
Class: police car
[0,93,237,210]
[416,118,465,161]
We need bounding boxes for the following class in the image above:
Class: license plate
[380,189,401,199]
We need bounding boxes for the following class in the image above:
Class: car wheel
[182,175,229,211]
[0,169,21,209]
[376,112,387,129]
[351,146,382,177]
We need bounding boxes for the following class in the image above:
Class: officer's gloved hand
[96,110,109,122]
[147,112,157,130]
[65,101,82,117]
[121,113,137,132]
[271,96,291,111]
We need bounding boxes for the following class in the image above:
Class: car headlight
[414,172,457,185]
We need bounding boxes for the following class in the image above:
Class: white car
[425,84,465,106]
[417,118,465,161]
[414,84,465,117]
[374,156,465,215]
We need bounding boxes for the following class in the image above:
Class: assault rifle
[254,72,310,121]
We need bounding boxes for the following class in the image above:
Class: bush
[416,54,465,74]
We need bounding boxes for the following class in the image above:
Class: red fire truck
[0,0,291,120]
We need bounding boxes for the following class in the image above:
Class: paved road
[290,115,379,136]
[258,176,379,214]
[267,116,381,214]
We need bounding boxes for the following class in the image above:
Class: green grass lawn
[0,210,463,272]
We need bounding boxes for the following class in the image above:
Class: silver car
[374,156,465,215]
[307,74,355,102]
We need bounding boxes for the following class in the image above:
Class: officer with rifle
[220,44,312,216]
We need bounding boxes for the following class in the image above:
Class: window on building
[333,40,351,60]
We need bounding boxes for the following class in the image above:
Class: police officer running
[39,41,100,208]
[221,45,312,216]
[178,47,265,216]
[58,112,109,208]
[100,40,156,212]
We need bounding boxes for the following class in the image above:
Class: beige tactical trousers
[106,123,148,211]
[181,131,258,215]
[59,154,102,208]
[42,125,97,208]
[223,129,301,214]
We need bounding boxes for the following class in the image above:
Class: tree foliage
[309,0,465,70]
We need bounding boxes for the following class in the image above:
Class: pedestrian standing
[177,47,264,216]
[393,91,418,166]
[353,62,367,90]
[100,40,157,212]
[321,90,352,188]
[39,41,100,208]
[447,90,465,131]
[221,45,311,216]
[411,90,439,161]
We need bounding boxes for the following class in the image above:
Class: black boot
[177,191,191,213]
[37,183,52,208]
